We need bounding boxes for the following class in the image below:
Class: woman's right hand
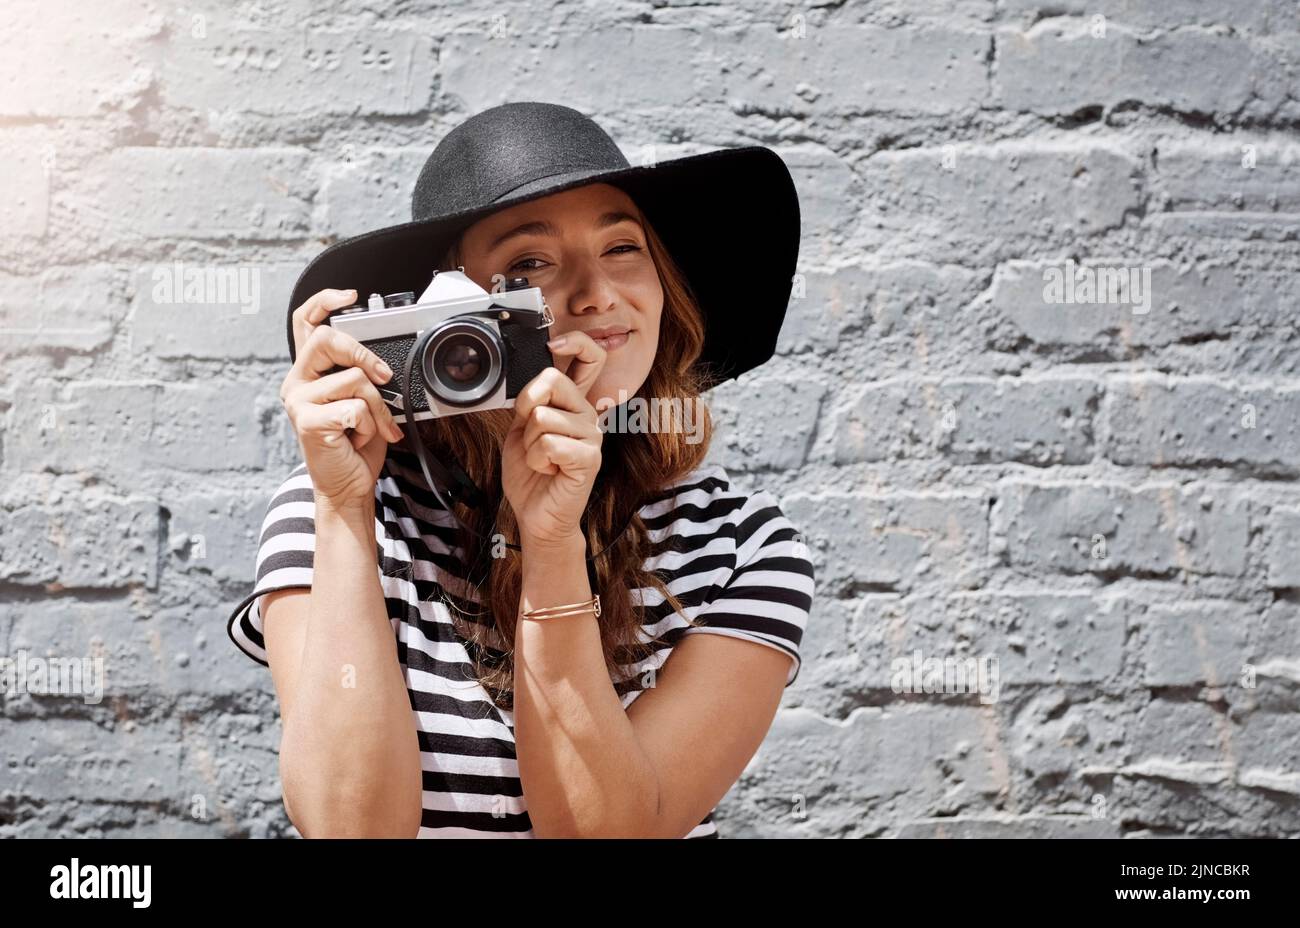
[279,288,405,507]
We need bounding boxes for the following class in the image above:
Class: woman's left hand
[501,331,612,549]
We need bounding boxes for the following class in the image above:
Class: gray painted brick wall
[2,0,1298,838]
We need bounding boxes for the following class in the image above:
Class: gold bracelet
[520,594,601,621]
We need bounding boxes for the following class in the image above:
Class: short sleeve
[680,490,815,687]
[224,464,324,666]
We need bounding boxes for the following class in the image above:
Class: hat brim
[285,146,801,390]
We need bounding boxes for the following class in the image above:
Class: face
[455,183,664,409]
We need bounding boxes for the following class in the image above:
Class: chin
[591,380,641,408]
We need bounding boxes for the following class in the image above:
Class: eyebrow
[486,210,642,252]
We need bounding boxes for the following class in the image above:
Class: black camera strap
[398,324,637,564]
[400,326,493,516]
[398,325,637,563]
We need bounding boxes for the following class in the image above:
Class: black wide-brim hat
[286,101,801,390]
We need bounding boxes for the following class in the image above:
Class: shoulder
[638,461,737,531]
[256,463,318,554]
[254,459,402,555]
[265,461,315,507]
[639,462,808,565]
[638,462,815,688]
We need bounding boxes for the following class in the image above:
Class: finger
[346,399,380,451]
[295,397,373,450]
[513,365,595,428]
[525,433,600,477]
[292,366,403,443]
[288,324,395,390]
[292,289,357,357]
[545,330,607,399]
[521,404,601,456]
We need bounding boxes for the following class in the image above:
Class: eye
[507,256,548,273]
[607,243,642,256]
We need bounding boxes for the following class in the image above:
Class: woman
[226,102,814,838]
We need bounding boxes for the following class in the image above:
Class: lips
[592,331,630,350]
[584,325,630,339]
[581,326,632,351]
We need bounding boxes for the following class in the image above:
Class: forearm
[280,497,421,837]
[512,534,661,838]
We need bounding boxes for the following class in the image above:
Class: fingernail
[547,335,567,349]
[389,422,403,441]
[375,360,394,380]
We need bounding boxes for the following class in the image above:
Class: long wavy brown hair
[413,193,716,710]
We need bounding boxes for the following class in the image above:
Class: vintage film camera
[325,269,555,423]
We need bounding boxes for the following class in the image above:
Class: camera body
[326,270,555,423]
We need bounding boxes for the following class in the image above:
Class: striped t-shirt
[226,444,814,838]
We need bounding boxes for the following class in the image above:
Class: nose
[560,252,619,317]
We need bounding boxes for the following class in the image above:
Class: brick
[1265,508,1300,587]
[1105,376,1300,474]
[1155,141,1300,213]
[0,0,158,118]
[188,708,283,807]
[834,376,1100,465]
[996,482,1249,577]
[833,380,926,462]
[161,490,266,585]
[1147,212,1300,247]
[1139,600,1254,688]
[784,491,989,594]
[1,718,184,804]
[762,705,1010,828]
[943,378,1101,464]
[443,21,984,120]
[0,495,159,590]
[711,24,990,115]
[999,0,1296,34]
[709,377,825,472]
[321,148,431,239]
[1256,600,1300,666]
[2,598,268,697]
[856,144,1142,263]
[7,380,272,479]
[872,0,993,28]
[0,266,126,356]
[78,148,313,240]
[995,20,1296,119]
[1010,694,1128,788]
[788,598,857,702]
[853,593,1125,689]
[441,28,704,114]
[1120,758,1234,784]
[780,147,865,248]
[129,262,301,360]
[899,816,1118,838]
[0,144,49,237]
[1237,768,1300,795]
[777,262,982,361]
[986,261,1300,351]
[163,28,435,116]
[1132,700,1240,765]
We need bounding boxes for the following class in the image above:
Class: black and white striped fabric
[226,445,814,838]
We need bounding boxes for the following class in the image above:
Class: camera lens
[439,340,482,383]
[421,318,504,407]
